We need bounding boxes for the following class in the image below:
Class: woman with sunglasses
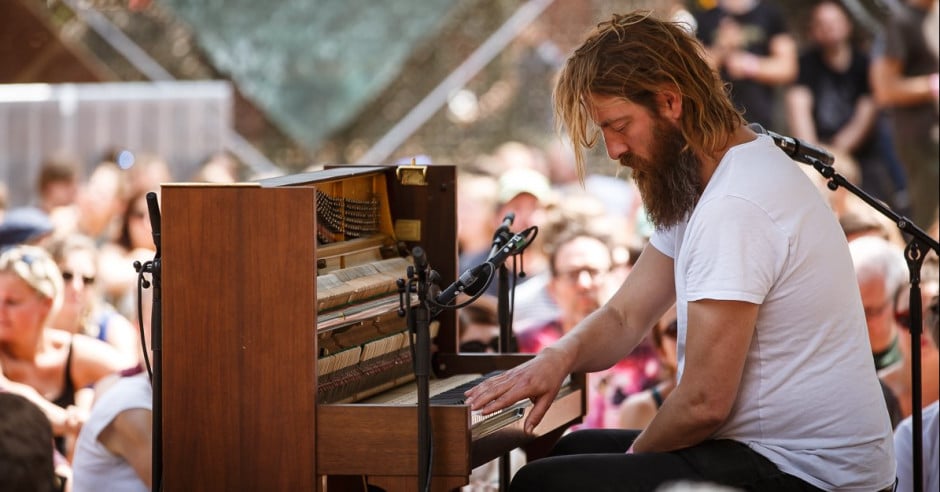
[0,245,131,461]
[46,233,140,369]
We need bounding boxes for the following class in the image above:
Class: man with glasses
[849,235,926,423]
[516,227,658,428]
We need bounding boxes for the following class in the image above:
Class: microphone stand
[496,258,512,491]
[400,247,434,492]
[134,191,163,492]
[805,156,939,492]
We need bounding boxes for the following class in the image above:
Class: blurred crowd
[1,0,938,491]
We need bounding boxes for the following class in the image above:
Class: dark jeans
[509,429,824,492]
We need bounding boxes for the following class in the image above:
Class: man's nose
[604,136,629,162]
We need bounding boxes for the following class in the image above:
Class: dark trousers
[509,429,824,492]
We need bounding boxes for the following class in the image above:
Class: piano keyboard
[363,372,501,406]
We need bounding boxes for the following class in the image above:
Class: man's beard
[621,116,702,229]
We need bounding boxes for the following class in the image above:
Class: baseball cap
[497,167,552,205]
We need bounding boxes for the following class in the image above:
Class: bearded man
[465,11,896,491]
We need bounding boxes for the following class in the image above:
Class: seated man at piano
[465,10,897,491]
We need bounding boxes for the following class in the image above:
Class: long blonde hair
[553,11,744,178]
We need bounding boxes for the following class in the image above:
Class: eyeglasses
[554,267,608,283]
[460,336,517,353]
[62,271,96,286]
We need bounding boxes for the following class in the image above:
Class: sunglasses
[62,271,96,286]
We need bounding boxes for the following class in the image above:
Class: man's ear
[657,86,683,122]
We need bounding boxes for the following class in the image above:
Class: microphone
[435,262,492,306]
[486,228,530,267]
[435,228,533,305]
[497,212,515,233]
[489,212,515,257]
[146,191,162,255]
[748,123,834,166]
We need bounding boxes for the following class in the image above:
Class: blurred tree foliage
[36,0,894,176]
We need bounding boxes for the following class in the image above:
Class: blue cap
[0,206,54,250]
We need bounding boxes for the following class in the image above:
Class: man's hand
[464,346,571,434]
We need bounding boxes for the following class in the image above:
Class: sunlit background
[0,0,895,207]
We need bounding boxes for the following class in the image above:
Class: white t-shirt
[649,134,895,490]
[71,372,152,492]
[894,401,939,492]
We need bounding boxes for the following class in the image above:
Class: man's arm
[784,85,818,142]
[466,244,676,432]
[98,408,153,487]
[828,96,877,154]
[561,244,677,374]
[871,57,940,107]
[725,33,798,85]
[630,299,759,452]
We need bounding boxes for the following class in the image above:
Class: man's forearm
[630,384,726,452]
[553,305,645,375]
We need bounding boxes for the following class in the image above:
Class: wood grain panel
[162,184,318,491]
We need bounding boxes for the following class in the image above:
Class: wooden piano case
[161,165,584,491]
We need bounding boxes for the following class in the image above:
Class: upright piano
[161,164,586,491]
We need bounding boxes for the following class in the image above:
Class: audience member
[457,293,505,354]
[0,207,55,252]
[512,191,608,332]
[849,235,920,419]
[870,0,940,230]
[618,305,678,430]
[45,233,140,368]
[190,151,239,183]
[797,145,861,217]
[71,161,127,246]
[785,0,905,209]
[839,193,905,246]
[35,152,81,218]
[458,166,552,297]
[456,171,499,261]
[893,293,939,492]
[0,245,129,460]
[97,191,157,323]
[695,0,798,129]
[516,228,612,353]
[120,152,171,200]
[0,392,61,492]
[515,227,658,428]
[70,365,152,492]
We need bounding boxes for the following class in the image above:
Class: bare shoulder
[71,333,130,384]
